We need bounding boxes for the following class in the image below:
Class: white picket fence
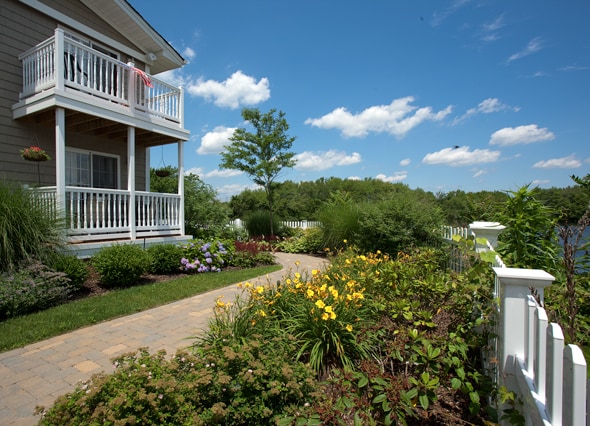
[228,219,321,231]
[443,222,588,426]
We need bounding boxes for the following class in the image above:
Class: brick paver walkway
[0,252,326,425]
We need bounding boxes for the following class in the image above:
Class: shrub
[38,337,318,425]
[274,228,323,254]
[146,244,184,274]
[178,240,232,273]
[91,244,149,287]
[357,195,444,255]
[46,253,88,290]
[0,262,73,318]
[0,181,65,272]
[245,210,281,238]
[317,200,361,251]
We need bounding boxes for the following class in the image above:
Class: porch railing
[443,223,587,426]
[34,187,181,241]
[18,28,183,124]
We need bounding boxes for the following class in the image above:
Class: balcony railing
[34,186,182,241]
[18,29,183,125]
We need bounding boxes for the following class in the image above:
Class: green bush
[0,181,65,272]
[146,244,184,274]
[357,196,444,255]
[38,336,318,426]
[46,253,88,290]
[0,262,73,318]
[317,200,361,251]
[274,228,323,254]
[245,210,281,238]
[91,244,149,287]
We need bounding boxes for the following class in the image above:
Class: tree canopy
[220,108,296,234]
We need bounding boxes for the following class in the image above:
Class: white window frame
[66,148,120,189]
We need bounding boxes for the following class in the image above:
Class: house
[0,0,192,257]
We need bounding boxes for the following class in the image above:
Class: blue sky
[133,0,590,200]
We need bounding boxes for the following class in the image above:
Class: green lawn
[0,265,281,352]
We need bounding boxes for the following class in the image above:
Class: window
[66,149,119,189]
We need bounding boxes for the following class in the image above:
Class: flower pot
[155,169,171,177]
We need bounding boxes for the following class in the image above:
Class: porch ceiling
[23,109,178,147]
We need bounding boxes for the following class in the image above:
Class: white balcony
[13,29,186,139]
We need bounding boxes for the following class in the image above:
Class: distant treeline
[226,177,590,226]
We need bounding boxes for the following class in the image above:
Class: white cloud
[489,124,555,146]
[480,14,504,42]
[197,126,236,154]
[305,97,452,138]
[182,47,196,60]
[376,172,407,183]
[204,169,243,178]
[472,168,487,178]
[154,68,186,86]
[431,0,472,27]
[453,98,519,124]
[533,155,581,169]
[422,146,501,166]
[508,37,543,63]
[400,158,411,167]
[347,176,361,181]
[186,71,270,109]
[294,150,362,171]
[185,167,204,177]
[532,179,550,186]
[216,183,260,200]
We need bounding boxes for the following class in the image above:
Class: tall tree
[220,108,297,235]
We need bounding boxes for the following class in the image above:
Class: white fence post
[469,221,505,252]
[563,345,587,426]
[546,323,564,426]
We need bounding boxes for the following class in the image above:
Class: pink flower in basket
[20,146,51,162]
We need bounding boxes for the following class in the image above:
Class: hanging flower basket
[20,146,51,162]
[155,169,171,177]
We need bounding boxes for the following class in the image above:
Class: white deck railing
[34,187,181,241]
[444,223,587,425]
[18,29,183,125]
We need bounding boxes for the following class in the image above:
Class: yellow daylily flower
[345,324,353,332]
[315,299,326,309]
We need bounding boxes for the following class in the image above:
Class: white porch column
[55,107,66,214]
[469,221,505,252]
[54,29,65,92]
[128,127,136,240]
[145,147,151,191]
[177,140,185,235]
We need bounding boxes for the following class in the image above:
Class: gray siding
[0,0,148,188]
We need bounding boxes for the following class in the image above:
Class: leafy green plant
[46,253,88,290]
[91,244,149,287]
[357,195,444,255]
[494,184,560,272]
[146,243,184,274]
[275,228,323,254]
[0,181,65,272]
[38,335,318,426]
[0,262,72,318]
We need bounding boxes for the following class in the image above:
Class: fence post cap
[469,221,506,231]
[493,267,555,287]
